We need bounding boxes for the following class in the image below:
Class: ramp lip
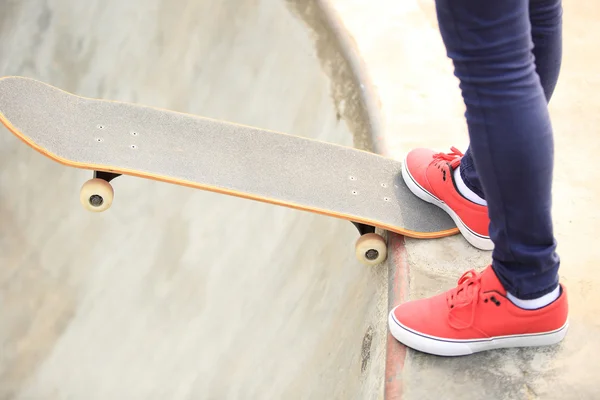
[315,0,388,156]
[315,2,410,398]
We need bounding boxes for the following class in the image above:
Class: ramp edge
[312,2,408,399]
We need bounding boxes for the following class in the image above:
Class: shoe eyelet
[489,296,501,306]
[484,299,489,303]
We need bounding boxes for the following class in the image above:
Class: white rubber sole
[388,310,569,357]
[401,159,493,251]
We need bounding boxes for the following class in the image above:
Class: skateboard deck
[0,76,458,263]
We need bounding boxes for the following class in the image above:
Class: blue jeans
[434,0,563,299]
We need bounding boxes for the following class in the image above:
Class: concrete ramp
[0,1,386,398]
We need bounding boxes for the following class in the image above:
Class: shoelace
[446,269,482,330]
[433,146,464,169]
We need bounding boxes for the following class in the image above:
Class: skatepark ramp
[0,0,387,398]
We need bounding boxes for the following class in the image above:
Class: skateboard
[0,76,459,265]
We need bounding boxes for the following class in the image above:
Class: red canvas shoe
[402,147,492,250]
[388,266,569,356]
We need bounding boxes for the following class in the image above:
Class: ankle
[507,285,560,310]
[453,168,487,206]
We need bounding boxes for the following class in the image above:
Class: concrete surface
[329,0,600,398]
[0,1,388,399]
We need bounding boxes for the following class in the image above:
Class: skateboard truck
[78,172,388,266]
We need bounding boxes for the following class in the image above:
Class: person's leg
[452,0,564,299]
[459,0,563,210]
[390,0,568,356]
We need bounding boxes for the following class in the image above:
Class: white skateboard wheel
[80,178,114,212]
[355,233,387,266]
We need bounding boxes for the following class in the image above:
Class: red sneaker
[402,147,492,250]
[388,266,569,356]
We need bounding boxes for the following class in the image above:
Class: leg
[447,0,563,299]
[389,0,568,356]
[460,0,563,205]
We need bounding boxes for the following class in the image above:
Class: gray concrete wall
[0,1,387,398]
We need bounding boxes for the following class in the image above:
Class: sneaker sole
[388,310,569,357]
[401,158,493,251]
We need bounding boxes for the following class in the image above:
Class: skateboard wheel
[80,178,114,212]
[355,233,387,266]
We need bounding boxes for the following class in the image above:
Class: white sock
[453,167,487,206]
[507,285,560,310]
